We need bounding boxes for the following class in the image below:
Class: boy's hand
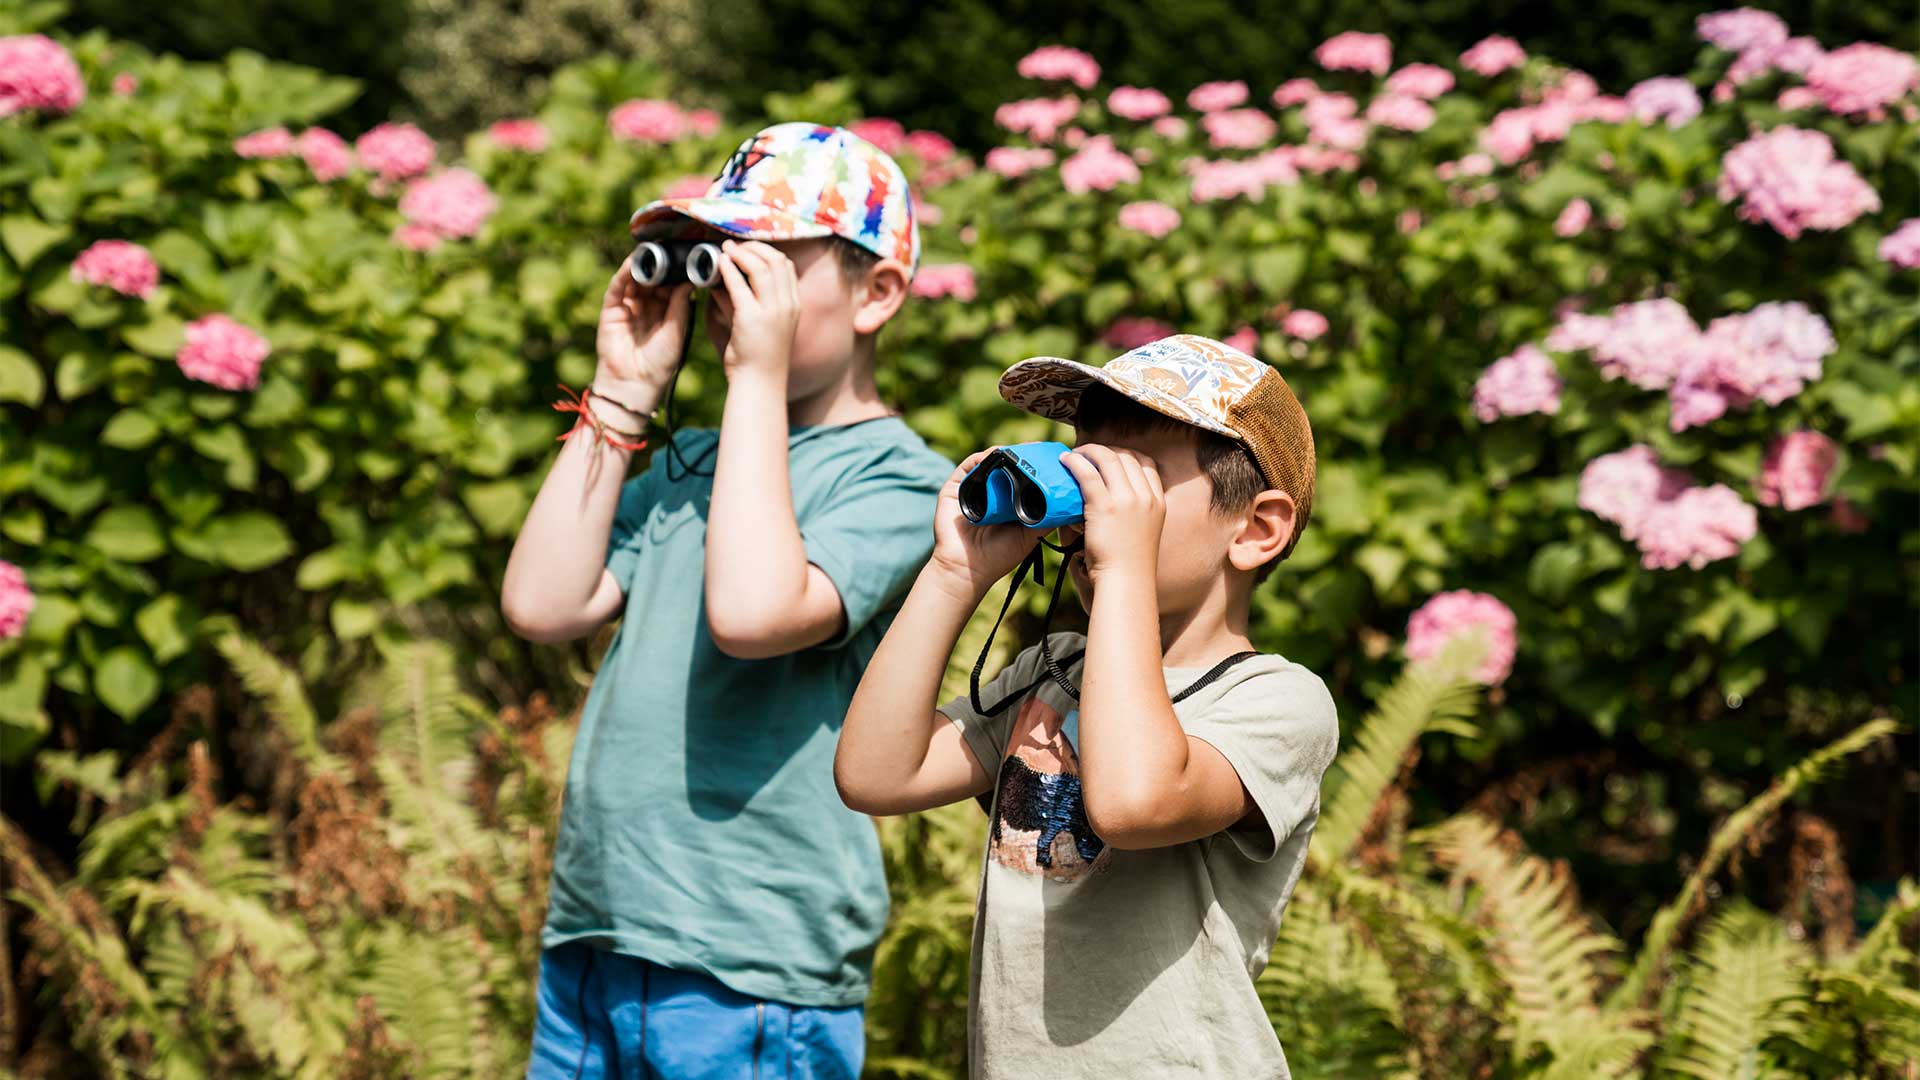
[594,256,692,409]
[928,450,1045,600]
[713,240,799,380]
[1059,445,1165,583]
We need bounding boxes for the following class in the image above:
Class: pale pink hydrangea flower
[1366,93,1434,132]
[1108,86,1172,120]
[1271,79,1321,107]
[1405,590,1517,685]
[608,99,687,144]
[1777,86,1821,110]
[848,118,906,154]
[1548,298,1697,389]
[71,240,158,299]
[0,559,32,639]
[1059,134,1140,193]
[1805,43,1919,116]
[1151,115,1189,139]
[111,72,136,96]
[1316,31,1392,76]
[984,146,1056,178]
[910,191,942,227]
[1202,107,1277,148]
[1878,218,1920,268]
[1627,77,1703,127]
[1061,126,1088,148]
[297,128,353,181]
[994,96,1081,142]
[1669,302,1834,429]
[1554,198,1593,237]
[177,314,269,391]
[1718,126,1881,238]
[1222,326,1258,354]
[687,109,722,137]
[488,118,549,152]
[1578,446,1689,536]
[905,130,956,163]
[398,168,497,241]
[392,223,442,252]
[235,127,296,159]
[1472,345,1561,421]
[1461,35,1527,77]
[909,263,977,301]
[1767,37,1826,75]
[0,34,85,116]
[1018,45,1100,89]
[1303,92,1369,148]
[1187,80,1249,112]
[1579,446,1758,570]
[1117,200,1181,237]
[1103,317,1176,350]
[356,121,435,179]
[1696,8,1788,53]
[1386,63,1453,99]
[1187,157,1275,203]
[1757,430,1839,509]
[1398,208,1423,234]
[1480,109,1537,164]
[662,174,712,199]
[1281,309,1328,340]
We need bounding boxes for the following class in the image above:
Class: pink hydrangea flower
[848,118,906,154]
[356,121,435,180]
[687,108,722,137]
[1829,497,1869,533]
[234,127,296,159]
[1271,79,1321,107]
[111,72,136,96]
[1669,302,1834,430]
[994,95,1081,142]
[297,128,353,181]
[905,129,956,163]
[1578,446,1688,536]
[1461,35,1527,77]
[662,174,712,199]
[1103,317,1176,350]
[1472,345,1561,422]
[1627,77,1703,127]
[607,99,687,144]
[1281,309,1329,340]
[488,118,549,152]
[1696,8,1789,53]
[1018,45,1101,89]
[1805,43,1919,116]
[392,223,442,252]
[1059,134,1140,193]
[1579,446,1757,570]
[1548,298,1697,389]
[0,34,85,116]
[1202,107,1277,149]
[1777,86,1821,110]
[176,314,269,391]
[1187,80,1249,112]
[0,559,31,639]
[1479,109,1537,164]
[1107,86,1172,120]
[909,263,977,301]
[1386,63,1454,99]
[1718,126,1881,238]
[1767,36,1826,76]
[1878,218,1920,268]
[1118,200,1182,237]
[1187,157,1275,203]
[1366,93,1434,132]
[1405,590,1517,685]
[1223,326,1258,354]
[1151,115,1189,139]
[1554,197,1593,237]
[984,146,1056,178]
[1398,208,1423,234]
[70,240,158,299]
[1316,31,1392,76]
[1757,430,1839,509]
[398,168,497,240]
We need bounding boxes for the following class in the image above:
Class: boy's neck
[786,348,895,428]
[1156,583,1256,668]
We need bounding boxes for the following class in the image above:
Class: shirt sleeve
[1182,662,1341,863]
[799,449,947,651]
[602,466,660,594]
[934,634,1076,777]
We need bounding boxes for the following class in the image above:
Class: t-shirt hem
[539,927,870,1009]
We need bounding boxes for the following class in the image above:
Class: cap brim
[629,197,836,243]
[997,356,1244,440]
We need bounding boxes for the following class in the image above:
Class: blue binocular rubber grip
[957,441,1084,529]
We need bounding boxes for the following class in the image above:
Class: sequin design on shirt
[987,696,1110,882]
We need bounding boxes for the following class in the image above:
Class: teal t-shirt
[541,416,953,1008]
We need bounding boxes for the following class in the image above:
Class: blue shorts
[525,942,865,1080]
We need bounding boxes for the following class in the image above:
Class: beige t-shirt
[937,631,1339,1079]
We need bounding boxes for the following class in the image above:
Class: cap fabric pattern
[998,334,1317,555]
[629,121,921,275]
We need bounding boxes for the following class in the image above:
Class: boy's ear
[1228,489,1296,574]
[853,259,910,335]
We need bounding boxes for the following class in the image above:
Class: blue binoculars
[958,442,1084,530]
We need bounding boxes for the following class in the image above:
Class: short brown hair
[829,235,880,284]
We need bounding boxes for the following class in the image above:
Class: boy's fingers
[722,241,767,299]
[715,251,754,309]
[1058,450,1107,505]
[662,282,693,330]
[603,259,636,310]
[1072,445,1135,500]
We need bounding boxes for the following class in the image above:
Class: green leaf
[460,479,530,537]
[85,506,167,562]
[1249,245,1306,296]
[204,512,293,571]
[94,646,161,720]
[54,350,108,400]
[1527,542,1587,604]
[330,596,380,640]
[0,214,67,267]
[0,345,43,406]
[100,409,162,449]
[122,313,185,359]
[135,594,194,663]
[295,546,356,590]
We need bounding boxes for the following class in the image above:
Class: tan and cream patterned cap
[998,333,1317,555]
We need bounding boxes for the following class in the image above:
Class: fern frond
[358,924,489,1078]
[1610,717,1900,1010]
[1321,862,1500,1011]
[374,639,477,800]
[216,633,330,767]
[1263,880,1417,1076]
[1656,902,1807,1080]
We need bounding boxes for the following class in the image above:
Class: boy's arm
[1059,445,1257,850]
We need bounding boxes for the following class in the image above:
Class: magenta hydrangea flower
[0,34,85,116]
[993,96,1080,142]
[848,117,906,154]
[687,108,722,138]
[909,263,977,301]
[984,146,1056,178]
[1554,198,1593,237]
[1472,345,1562,422]
[296,127,353,181]
[1186,80,1249,112]
[1366,93,1434,132]
[1316,31,1392,76]
[356,122,435,180]
[71,240,159,299]
[1627,77,1703,127]
[1405,590,1517,685]
[1878,218,1920,268]
[1107,86,1172,120]
[1202,107,1277,149]
[176,314,269,391]
[607,99,687,144]
[1805,43,1919,116]
[1696,8,1789,53]
[398,168,497,241]
[1017,45,1101,89]
[1059,134,1140,193]
[1271,79,1321,108]
[1117,200,1181,237]
[1281,309,1329,340]
[488,118,549,153]
[1461,35,1527,77]
[1718,126,1881,238]
[1757,430,1839,510]
[1102,317,1176,350]
[905,129,955,163]
[234,127,296,159]
[0,559,31,639]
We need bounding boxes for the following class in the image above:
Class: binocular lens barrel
[630,241,724,289]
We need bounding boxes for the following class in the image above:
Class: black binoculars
[630,240,723,289]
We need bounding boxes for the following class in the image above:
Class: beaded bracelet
[552,382,649,452]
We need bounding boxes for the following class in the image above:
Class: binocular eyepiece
[630,240,723,289]
[958,442,1084,530]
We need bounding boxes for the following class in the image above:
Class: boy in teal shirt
[502,122,952,1078]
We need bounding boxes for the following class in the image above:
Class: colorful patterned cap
[629,121,920,276]
[998,334,1317,556]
